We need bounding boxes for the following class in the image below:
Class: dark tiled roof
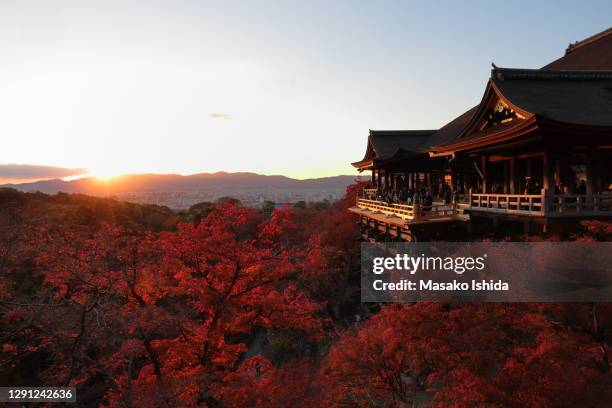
[543,27,612,70]
[352,130,437,167]
[429,28,612,149]
[369,130,438,158]
[353,27,612,164]
[427,106,477,147]
[493,68,612,126]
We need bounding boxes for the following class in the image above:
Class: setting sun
[88,168,123,182]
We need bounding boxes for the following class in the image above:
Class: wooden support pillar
[371,169,375,186]
[523,220,531,235]
[463,159,470,193]
[586,147,595,195]
[559,151,570,190]
[593,148,603,193]
[502,160,509,194]
[554,157,561,189]
[525,157,533,194]
[526,157,532,178]
[481,155,488,193]
[509,155,517,194]
[543,150,553,190]
[377,170,382,188]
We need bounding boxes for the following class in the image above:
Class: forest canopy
[0,186,610,407]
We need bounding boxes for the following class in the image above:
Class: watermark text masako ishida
[361,243,612,302]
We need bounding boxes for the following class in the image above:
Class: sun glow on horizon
[85,167,125,182]
[65,163,359,182]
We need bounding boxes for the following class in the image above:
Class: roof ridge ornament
[565,27,612,55]
[491,63,503,81]
[492,67,612,80]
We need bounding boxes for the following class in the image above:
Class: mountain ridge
[1,172,363,195]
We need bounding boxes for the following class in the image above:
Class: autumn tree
[1,203,326,407]
[317,303,612,407]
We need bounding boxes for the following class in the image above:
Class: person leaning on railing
[392,191,399,203]
[452,189,460,204]
[375,187,383,201]
[423,191,433,212]
[442,184,452,204]
[406,189,414,204]
[386,189,393,203]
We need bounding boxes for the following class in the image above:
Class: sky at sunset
[1,0,611,182]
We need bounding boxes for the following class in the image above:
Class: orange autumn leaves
[2,203,331,406]
[1,186,611,407]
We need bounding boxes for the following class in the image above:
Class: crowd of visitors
[360,183,455,207]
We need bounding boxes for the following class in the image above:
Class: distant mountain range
[1,172,363,208]
[2,172,362,194]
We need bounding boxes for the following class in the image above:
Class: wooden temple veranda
[350,28,612,241]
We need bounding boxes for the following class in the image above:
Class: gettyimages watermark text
[362,242,612,302]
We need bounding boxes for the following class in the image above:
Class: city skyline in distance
[1,171,365,208]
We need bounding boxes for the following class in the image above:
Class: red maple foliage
[1,187,611,407]
[1,203,326,406]
[317,303,612,407]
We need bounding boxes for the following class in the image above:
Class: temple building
[351,28,612,241]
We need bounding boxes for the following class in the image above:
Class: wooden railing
[469,189,612,217]
[470,193,544,215]
[357,191,612,221]
[548,194,612,216]
[356,198,416,220]
[362,188,377,196]
[356,198,457,222]
[454,194,470,204]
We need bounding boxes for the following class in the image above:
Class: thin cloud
[209,113,234,120]
[0,164,88,180]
